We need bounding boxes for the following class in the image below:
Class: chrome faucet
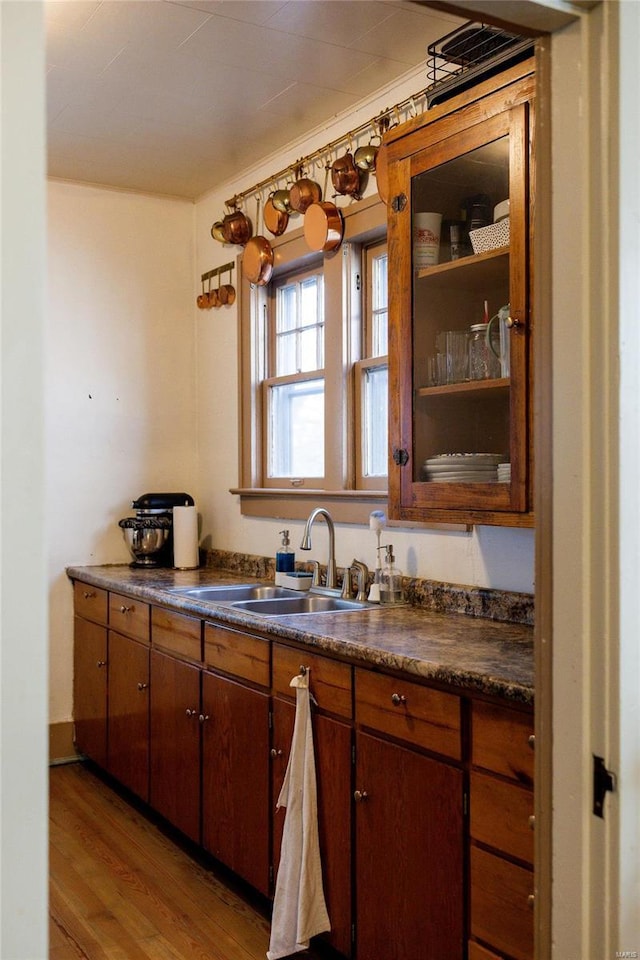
[300,507,338,590]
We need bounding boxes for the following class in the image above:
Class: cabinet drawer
[470,846,534,960]
[470,770,534,864]
[74,582,108,624]
[472,701,534,785]
[272,644,352,719]
[151,606,202,662]
[204,622,269,686]
[468,942,505,960]
[355,669,461,759]
[108,593,149,643]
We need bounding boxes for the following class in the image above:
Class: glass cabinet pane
[411,135,511,487]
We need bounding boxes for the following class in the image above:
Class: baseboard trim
[49,720,79,765]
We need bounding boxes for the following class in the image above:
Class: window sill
[229,487,387,524]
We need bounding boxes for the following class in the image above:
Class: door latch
[391,193,407,213]
[593,754,616,818]
[392,447,409,466]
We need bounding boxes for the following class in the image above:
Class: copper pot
[222,209,252,246]
[289,177,322,214]
[218,283,236,305]
[331,152,361,197]
[354,141,378,172]
[374,141,390,205]
[271,189,292,214]
[243,235,273,285]
[304,201,343,253]
[264,194,289,236]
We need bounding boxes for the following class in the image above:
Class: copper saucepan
[374,140,390,205]
[288,173,322,214]
[264,193,289,236]
[304,167,343,253]
[222,207,252,246]
[331,151,361,198]
[243,198,274,286]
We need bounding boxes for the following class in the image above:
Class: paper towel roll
[173,505,199,569]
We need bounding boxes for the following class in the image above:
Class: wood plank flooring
[50,762,303,960]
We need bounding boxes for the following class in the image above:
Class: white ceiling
[45,0,465,200]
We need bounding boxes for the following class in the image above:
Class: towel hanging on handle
[267,670,330,960]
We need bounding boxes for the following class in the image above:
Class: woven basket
[469,217,510,254]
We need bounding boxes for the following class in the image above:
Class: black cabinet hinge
[392,447,409,466]
[593,754,616,818]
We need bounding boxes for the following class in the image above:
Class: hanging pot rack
[224,87,426,211]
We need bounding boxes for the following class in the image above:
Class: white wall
[47,181,197,724]
[194,65,535,595]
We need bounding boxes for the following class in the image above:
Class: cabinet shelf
[415,246,509,284]
[417,377,510,399]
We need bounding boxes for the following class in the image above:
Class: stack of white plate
[423,453,503,483]
[497,462,511,483]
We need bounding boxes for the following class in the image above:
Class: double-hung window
[236,196,387,521]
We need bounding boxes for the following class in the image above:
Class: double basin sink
[165,583,370,617]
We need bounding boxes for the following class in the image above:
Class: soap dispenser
[379,544,404,605]
[275,529,295,585]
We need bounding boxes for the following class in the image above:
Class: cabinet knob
[528,734,536,749]
[198,714,210,723]
[391,693,407,706]
[270,748,283,759]
[119,604,132,614]
[185,708,196,718]
[353,789,368,802]
[137,682,148,691]
[527,893,535,909]
[505,315,521,329]
[96,660,106,668]
[528,814,536,830]
[83,590,96,600]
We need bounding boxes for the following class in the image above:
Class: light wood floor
[49,762,307,960]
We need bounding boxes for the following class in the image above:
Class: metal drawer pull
[96,660,106,668]
[119,604,132,614]
[185,708,196,718]
[528,734,535,749]
[137,682,148,691]
[198,714,210,723]
[353,789,368,802]
[528,814,536,830]
[391,693,407,706]
[83,590,96,600]
[270,748,283,759]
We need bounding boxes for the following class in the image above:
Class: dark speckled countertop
[67,564,534,706]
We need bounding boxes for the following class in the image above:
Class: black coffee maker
[119,492,195,567]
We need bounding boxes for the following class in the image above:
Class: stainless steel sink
[230,596,370,616]
[166,584,298,602]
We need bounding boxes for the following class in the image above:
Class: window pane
[372,253,388,357]
[275,274,324,376]
[363,365,388,477]
[268,379,324,477]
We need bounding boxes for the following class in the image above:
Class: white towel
[267,671,330,960]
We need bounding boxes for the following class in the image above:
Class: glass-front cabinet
[387,68,535,526]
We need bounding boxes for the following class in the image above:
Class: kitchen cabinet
[107,630,149,801]
[73,614,108,767]
[149,648,201,843]
[354,669,464,960]
[201,622,271,897]
[387,67,535,526]
[469,700,535,960]
[271,642,353,957]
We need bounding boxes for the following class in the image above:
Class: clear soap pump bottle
[275,529,295,585]
[379,544,404,605]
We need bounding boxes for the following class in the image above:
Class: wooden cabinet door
[149,649,201,843]
[73,617,108,766]
[355,731,464,960]
[272,698,353,958]
[107,631,150,801]
[201,672,270,896]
